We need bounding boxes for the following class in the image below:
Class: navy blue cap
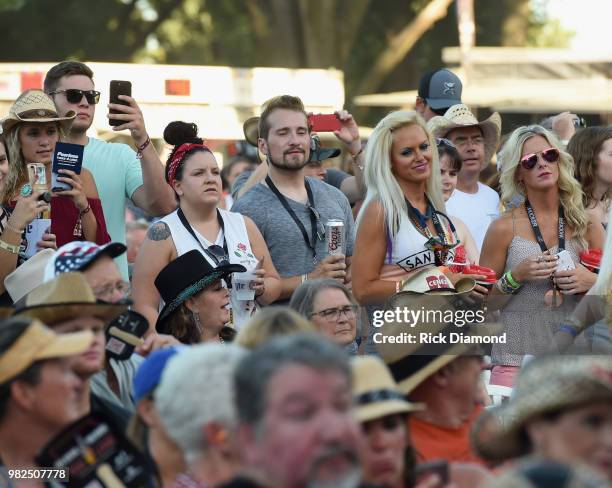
[133,346,184,403]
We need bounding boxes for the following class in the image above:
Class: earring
[192,311,203,337]
[215,429,228,444]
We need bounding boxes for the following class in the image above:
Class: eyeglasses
[49,89,101,105]
[520,147,560,170]
[310,304,358,322]
[436,137,455,149]
[93,281,131,301]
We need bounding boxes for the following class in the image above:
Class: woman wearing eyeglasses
[290,278,359,353]
[480,125,604,387]
[132,121,281,332]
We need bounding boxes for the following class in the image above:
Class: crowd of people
[0,61,611,487]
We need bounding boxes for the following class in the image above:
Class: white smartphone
[556,249,576,272]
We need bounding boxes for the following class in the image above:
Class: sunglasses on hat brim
[49,89,101,105]
[520,148,560,170]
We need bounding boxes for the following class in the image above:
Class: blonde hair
[235,306,315,349]
[1,122,65,205]
[358,110,445,236]
[499,125,588,246]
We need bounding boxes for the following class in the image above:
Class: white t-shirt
[446,182,500,253]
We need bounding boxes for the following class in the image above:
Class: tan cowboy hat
[428,104,501,167]
[243,116,260,147]
[0,318,94,384]
[352,356,423,423]
[1,89,76,134]
[472,355,612,462]
[14,272,127,326]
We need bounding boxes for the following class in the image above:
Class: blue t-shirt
[83,138,143,279]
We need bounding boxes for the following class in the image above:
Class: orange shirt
[409,405,485,465]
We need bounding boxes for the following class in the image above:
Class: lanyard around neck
[524,199,565,252]
[265,175,319,260]
[176,207,229,262]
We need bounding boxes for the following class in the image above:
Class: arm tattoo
[147,221,171,241]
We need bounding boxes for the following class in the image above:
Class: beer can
[325,219,344,256]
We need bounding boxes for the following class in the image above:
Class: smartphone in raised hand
[109,80,132,127]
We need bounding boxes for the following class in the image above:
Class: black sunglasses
[205,244,233,288]
[436,137,455,149]
[520,147,560,170]
[307,205,325,241]
[49,89,101,105]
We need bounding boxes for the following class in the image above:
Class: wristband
[559,325,578,338]
[0,239,20,254]
[136,136,151,160]
[506,270,521,288]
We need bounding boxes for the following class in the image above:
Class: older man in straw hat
[473,355,612,483]
[429,105,502,252]
[0,317,93,478]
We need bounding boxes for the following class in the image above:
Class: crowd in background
[0,61,611,488]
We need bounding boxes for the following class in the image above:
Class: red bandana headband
[167,143,208,186]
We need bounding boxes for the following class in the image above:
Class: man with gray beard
[221,334,365,488]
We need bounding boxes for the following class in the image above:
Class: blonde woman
[352,110,487,304]
[481,125,604,386]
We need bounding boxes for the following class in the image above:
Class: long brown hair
[567,126,612,208]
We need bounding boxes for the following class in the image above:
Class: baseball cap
[418,68,462,111]
[0,318,94,384]
[133,346,185,403]
[43,241,127,282]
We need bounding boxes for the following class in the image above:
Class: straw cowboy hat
[472,355,612,462]
[1,89,76,134]
[243,116,341,162]
[352,355,423,423]
[428,104,502,167]
[14,272,127,325]
[377,267,501,395]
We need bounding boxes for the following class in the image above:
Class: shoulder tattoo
[147,221,171,241]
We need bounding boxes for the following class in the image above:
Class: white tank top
[160,209,258,329]
[379,213,458,281]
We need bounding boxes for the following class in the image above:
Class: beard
[267,148,309,171]
[305,444,362,488]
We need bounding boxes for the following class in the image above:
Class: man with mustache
[231,96,356,304]
[223,334,364,488]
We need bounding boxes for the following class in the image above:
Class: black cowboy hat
[154,250,246,328]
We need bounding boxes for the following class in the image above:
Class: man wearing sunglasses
[232,95,357,304]
[44,61,176,280]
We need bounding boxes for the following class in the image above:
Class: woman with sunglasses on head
[437,139,479,271]
[568,126,612,230]
[351,111,488,307]
[480,125,604,387]
[132,121,281,332]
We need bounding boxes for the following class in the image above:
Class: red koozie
[463,265,497,288]
[580,249,602,274]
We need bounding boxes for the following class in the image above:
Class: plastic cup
[463,264,497,289]
[579,249,602,274]
[234,269,256,301]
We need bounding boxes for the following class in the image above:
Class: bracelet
[506,270,521,288]
[350,147,364,171]
[136,136,151,160]
[79,204,91,215]
[0,239,20,254]
[559,325,579,338]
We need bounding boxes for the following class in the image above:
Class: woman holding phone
[480,125,603,386]
[132,121,281,331]
[0,90,110,250]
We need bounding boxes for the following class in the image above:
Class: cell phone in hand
[308,113,341,132]
[109,80,132,127]
[415,459,449,484]
[556,249,575,272]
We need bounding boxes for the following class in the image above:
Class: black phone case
[109,80,132,127]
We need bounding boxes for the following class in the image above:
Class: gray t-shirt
[91,354,144,413]
[231,177,355,281]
